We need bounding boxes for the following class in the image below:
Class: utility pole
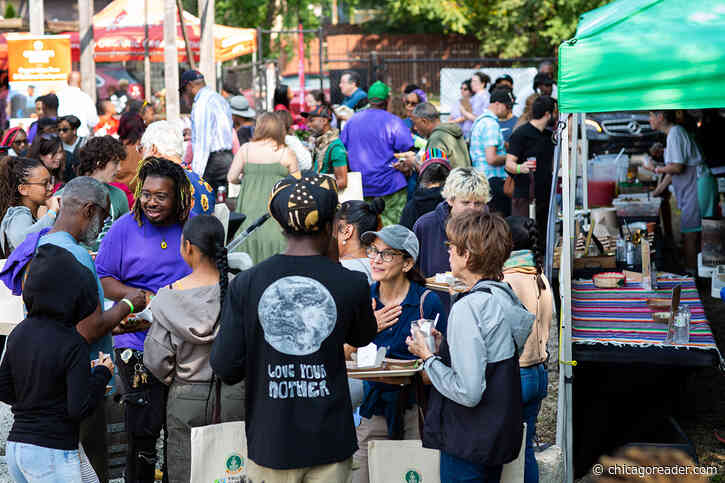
[164,0,180,121]
[79,0,96,102]
[198,0,215,88]
[144,0,151,102]
[29,0,44,34]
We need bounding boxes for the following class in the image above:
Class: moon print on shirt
[258,276,338,356]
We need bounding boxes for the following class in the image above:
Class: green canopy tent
[559,0,725,113]
[554,2,725,481]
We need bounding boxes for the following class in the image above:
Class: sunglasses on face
[12,139,28,146]
[404,100,418,106]
[58,127,72,133]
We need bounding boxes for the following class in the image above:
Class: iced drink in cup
[413,319,436,353]
[527,157,537,171]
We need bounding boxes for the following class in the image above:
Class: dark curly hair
[506,216,547,291]
[132,156,192,226]
[0,156,46,222]
[77,135,127,176]
[182,215,229,322]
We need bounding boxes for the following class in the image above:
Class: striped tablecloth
[571,275,720,354]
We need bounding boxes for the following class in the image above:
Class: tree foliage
[200,0,611,58]
[379,0,611,57]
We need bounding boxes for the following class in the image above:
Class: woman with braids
[0,156,59,256]
[55,135,129,250]
[144,215,244,483]
[95,156,193,482]
[27,133,65,191]
[503,216,554,483]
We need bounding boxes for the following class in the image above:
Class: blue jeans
[520,363,549,483]
[6,442,82,482]
[440,451,503,482]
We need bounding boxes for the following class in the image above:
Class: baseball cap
[301,105,333,120]
[490,88,516,108]
[179,70,204,93]
[419,148,451,178]
[229,95,256,118]
[361,224,420,262]
[533,73,554,90]
[368,81,390,103]
[268,171,339,234]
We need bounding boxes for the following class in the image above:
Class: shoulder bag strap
[419,289,432,320]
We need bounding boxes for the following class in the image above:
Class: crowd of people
[0,63,712,483]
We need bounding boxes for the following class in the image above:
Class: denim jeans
[440,451,503,483]
[520,363,549,483]
[6,442,82,482]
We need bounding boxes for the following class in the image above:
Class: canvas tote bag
[190,379,248,482]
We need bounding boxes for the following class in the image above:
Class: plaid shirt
[470,109,507,179]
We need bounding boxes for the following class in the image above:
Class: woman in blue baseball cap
[352,224,448,483]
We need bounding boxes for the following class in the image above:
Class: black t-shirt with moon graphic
[210,254,377,470]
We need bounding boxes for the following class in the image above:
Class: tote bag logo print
[225,453,245,475]
[404,469,422,483]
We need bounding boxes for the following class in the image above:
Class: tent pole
[580,113,589,211]
[79,0,96,104]
[164,0,180,121]
[198,0,216,87]
[556,113,575,483]
[144,0,151,103]
[177,0,195,70]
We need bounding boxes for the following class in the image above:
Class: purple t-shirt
[340,108,413,197]
[95,212,191,350]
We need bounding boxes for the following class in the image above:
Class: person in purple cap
[341,81,414,226]
[180,70,234,194]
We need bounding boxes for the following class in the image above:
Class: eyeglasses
[404,100,418,106]
[366,245,404,263]
[22,179,53,188]
[140,190,169,204]
[58,127,71,133]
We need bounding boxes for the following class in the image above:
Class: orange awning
[78,0,255,62]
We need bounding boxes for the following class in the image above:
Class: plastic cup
[413,319,436,353]
[527,157,537,171]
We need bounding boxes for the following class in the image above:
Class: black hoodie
[399,186,444,229]
[0,244,111,450]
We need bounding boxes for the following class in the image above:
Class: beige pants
[352,408,420,483]
[246,457,353,483]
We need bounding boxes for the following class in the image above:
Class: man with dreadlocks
[95,157,193,482]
